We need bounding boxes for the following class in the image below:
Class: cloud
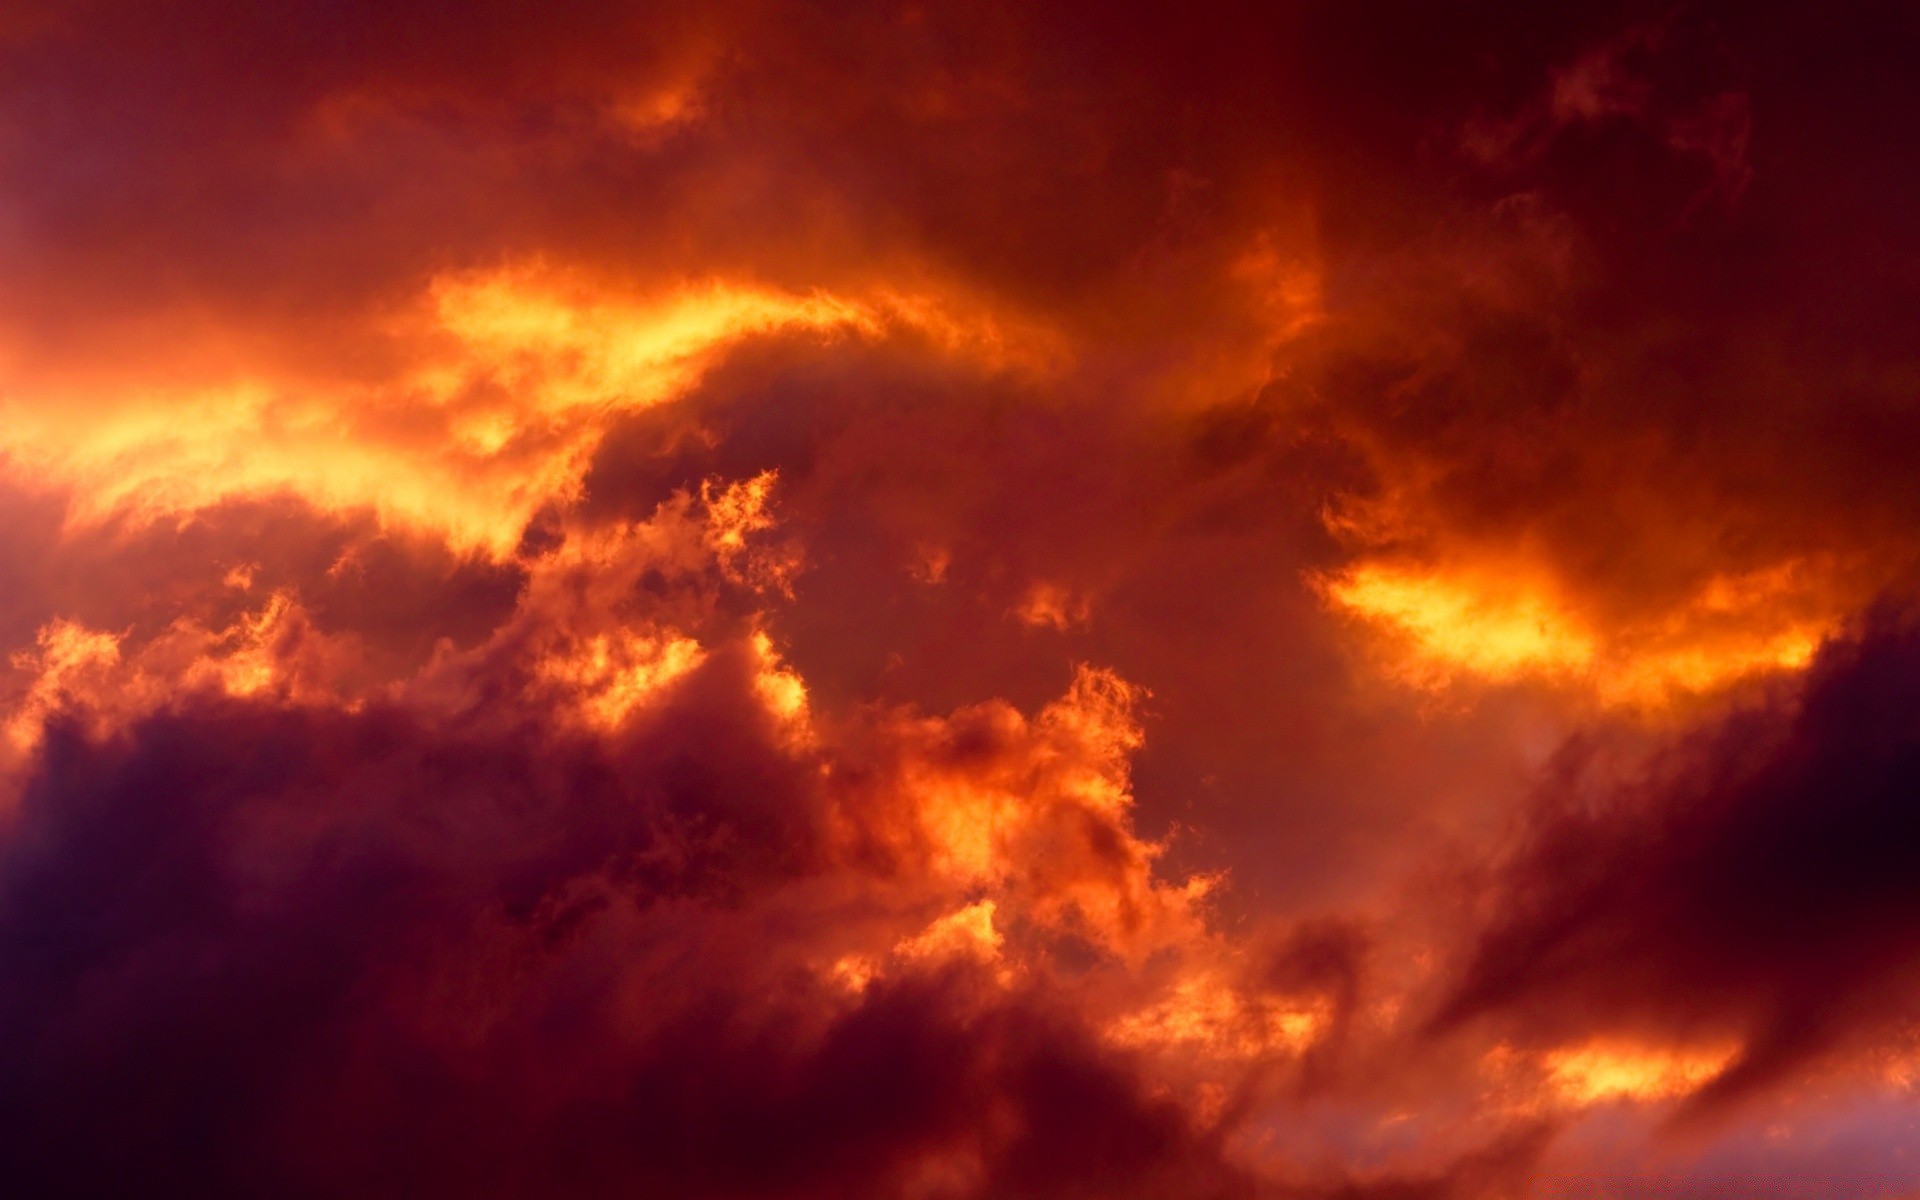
[0,623,1262,1196]
[0,471,1309,1196]
[5,1,1920,1194]
[1432,607,1920,1115]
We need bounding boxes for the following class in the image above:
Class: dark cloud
[0,656,1263,1199]
[1433,607,1920,1112]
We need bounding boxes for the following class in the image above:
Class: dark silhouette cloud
[0,668,1254,1198]
[1435,608,1920,1114]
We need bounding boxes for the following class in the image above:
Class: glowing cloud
[0,266,1049,557]
[1320,558,1836,709]
[2,5,1917,1196]
[1542,1039,1738,1106]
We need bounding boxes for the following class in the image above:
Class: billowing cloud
[4,1,1920,1196]
[1432,609,1920,1115]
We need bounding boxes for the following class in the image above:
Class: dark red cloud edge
[2,2,1920,1197]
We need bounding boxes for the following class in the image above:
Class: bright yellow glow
[911,775,1022,884]
[894,900,1004,964]
[1322,561,1596,683]
[0,266,1051,558]
[1036,667,1146,815]
[904,668,1148,884]
[535,630,706,729]
[882,667,1206,963]
[1542,1039,1736,1104]
[1321,558,1837,708]
[706,472,799,593]
[3,620,123,756]
[748,629,811,732]
[424,269,886,421]
[197,593,307,698]
[705,472,781,558]
[1,594,359,785]
[826,954,878,994]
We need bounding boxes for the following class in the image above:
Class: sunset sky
[3,3,1920,1196]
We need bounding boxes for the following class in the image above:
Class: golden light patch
[3,620,123,758]
[909,773,1024,885]
[894,900,1005,965]
[0,266,1051,558]
[901,668,1149,883]
[534,630,707,729]
[747,629,812,738]
[878,667,1208,964]
[0,595,358,789]
[1541,1039,1737,1105]
[423,268,885,423]
[195,593,316,699]
[1320,557,1838,709]
[1108,970,1327,1060]
[1321,560,1597,684]
[820,904,1005,997]
[706,472,800,594]
[826,954,879,995]
[1036,666,1148,812]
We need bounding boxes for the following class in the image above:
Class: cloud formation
[1435,610,1920,1115]
[4,1,1920,1196]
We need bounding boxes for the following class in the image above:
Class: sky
[1,2,1919,1196]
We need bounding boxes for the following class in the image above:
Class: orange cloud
[1108,968,1327,1061]
[1540,1038,1737,1106]
[1319,556,1836,710]
[0,265,1053,557]
[6,4,1920,1195]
